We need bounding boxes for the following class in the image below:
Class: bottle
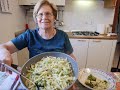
[105,24,112,34]
[108,24,112,33]
[104,25,109,34]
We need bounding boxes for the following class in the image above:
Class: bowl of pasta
[78,68,116,90]
[19,52,79,90]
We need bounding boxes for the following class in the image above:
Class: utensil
[78,68,116,90]
[1,63,40,90]
[20,52,79,90]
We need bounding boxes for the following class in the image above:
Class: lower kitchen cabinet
[70,39,89,70]
[70,38,117,72]
[86,39,117,72]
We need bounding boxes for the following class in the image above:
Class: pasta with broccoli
[25,56,75,90]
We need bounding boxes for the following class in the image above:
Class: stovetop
[72,31,99,36]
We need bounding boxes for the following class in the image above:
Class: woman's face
[36,5,55,30]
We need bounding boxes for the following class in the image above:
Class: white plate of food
[78,68,116,90]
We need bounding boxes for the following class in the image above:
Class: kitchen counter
[15,30,118,40]
[66,32,118,40]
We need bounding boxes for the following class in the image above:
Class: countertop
[15,30,118,40]
[66,32,118,40]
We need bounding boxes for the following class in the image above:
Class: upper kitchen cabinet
[18,0,65,6]
[104,0,116,8]
[18,0,38,5]
[49,0,65,6]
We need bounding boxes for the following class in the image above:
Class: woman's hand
[0,41,18,72]
[0,48,13,72]
[0,48,13,66]
[69,53,76,61]
[0,41,18,66]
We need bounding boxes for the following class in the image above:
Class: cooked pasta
[25,56,75,90]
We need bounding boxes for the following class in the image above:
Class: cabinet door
[18,0,65,6]
[70,39,89,69]
[49,0,65,6]
[18,0,38,5]
[86,39,113,71]
[104,0,116,8]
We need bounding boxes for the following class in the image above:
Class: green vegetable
[85,80,94,88]
[88,74,96,81]
[104,80,107,84]
[85,74,108,90]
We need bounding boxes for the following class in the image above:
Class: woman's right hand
[0,48,13,66]
[0,41,18,66]
[0,41,18,72]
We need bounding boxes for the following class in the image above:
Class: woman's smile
[41,20,50,23]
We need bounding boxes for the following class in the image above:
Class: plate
[78,68,116,90]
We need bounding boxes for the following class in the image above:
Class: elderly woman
[0,0,76,66]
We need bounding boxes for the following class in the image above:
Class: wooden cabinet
[70,39,89,70]
[70,38,117,72]
[104,0,116,8]
[18,0,65,6]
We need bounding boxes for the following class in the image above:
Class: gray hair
[33,0,57,23]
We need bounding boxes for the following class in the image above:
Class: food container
[20,52,79,90]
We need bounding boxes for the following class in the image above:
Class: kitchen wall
[27,0,115,32]
[0,0,26,64]
[63,0,115,31]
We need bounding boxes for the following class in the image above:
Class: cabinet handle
[92,40,101,42]
[78,40,86,42]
